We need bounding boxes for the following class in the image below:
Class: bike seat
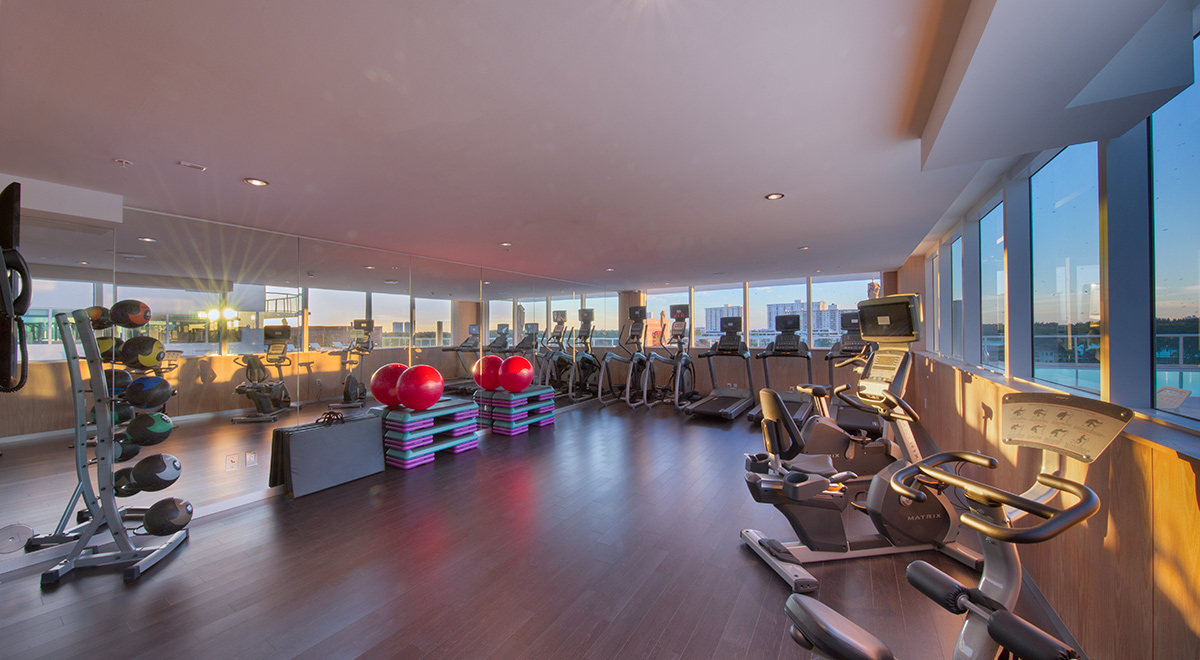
[785,594,894,660]
[780,453,837,477]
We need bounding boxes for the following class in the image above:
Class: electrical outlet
[225,453,239,471]
[315,378,322,388]
[246,451,258,467]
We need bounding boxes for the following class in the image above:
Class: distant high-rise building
[704,304,742,333]
[764,300,842,335]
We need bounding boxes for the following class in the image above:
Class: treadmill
[483,323,511,356]
[746,314,815,424]
[824,312,883,438]
[442,324,482,393]
[498,323,540,361]
[684,316,755,420]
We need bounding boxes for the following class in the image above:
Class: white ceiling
[0,0,1193,291]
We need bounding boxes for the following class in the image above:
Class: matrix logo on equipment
[907,513,944,522]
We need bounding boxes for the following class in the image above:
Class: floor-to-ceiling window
[1031,143,1102,392]
[979,203,1005,371]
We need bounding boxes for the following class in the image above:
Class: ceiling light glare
[499,242,512,247]
[77,261,88,265]
[365,265,376,270]
[605,268,614,272]
[137,237,157,243]
[243,177,270,187]
[112,158,132,167]
[765,193,785,200]
[798,246,809,250]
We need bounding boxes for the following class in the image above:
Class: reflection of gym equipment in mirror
[329,319,374,410]
[567,308,599,402]
[232,324,293,424]
[442,324,481,393]
[538,310,574,391]
[484,323,511,356]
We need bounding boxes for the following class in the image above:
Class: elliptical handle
[833,354,868,369]
[958,474,1100,544]
[890,451,998,502]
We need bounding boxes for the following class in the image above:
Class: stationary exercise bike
[742,294,981,593]
[784,391,1133,660]
[597,306,648,407]
[330,319,373,410]
[643,304,697,409]
[232,325,293,424]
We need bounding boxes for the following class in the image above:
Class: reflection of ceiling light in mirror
[499,242,512,247]
[178,161,207,171]
[112,158,132,167]
[765,193,785,200]
[77,261,88,265]
[384,280,398,285]
[605,268,614,272]
[137,237,157,243]
[799,246,809,250]
[365,266,375,270]
[484,281,491,285]
[306,272,315,277]
[243,177,270,187]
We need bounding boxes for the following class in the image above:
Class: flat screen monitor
[858,295,921,343]
[840,312,860,332]
[496,323,509,333]
[629,305,647,321]
[264,325,292,342]
[578,308,594,323]
[351,319,374,332]
[776,314,800,332]
[468,324,479,335]
[553,310,567,323]
[524,323,539,334]
[719,316,742,333]
[670,304,689,320]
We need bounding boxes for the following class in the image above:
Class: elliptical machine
[644,304,697,409]
[330,319,373,410]
[741,294,981,593]
[783,392,1133,660]
[597,306,648,407]
[538,311,574,391]
[567,308,599,401]
[746,314,815,424]
[233,325,293,424]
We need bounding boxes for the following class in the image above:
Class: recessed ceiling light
[365,265,376,270]
[178,161,207,172]
[815,270,822,273]
[112,158,132,168]
[798,246,809,250]
[499,242,512,247]
[484,281,491,285]
[664,282,670,286]
[384,279,399,285]
[77,261,88,265]
[605,268,614,272]
[243,177,270,187]
[765,193,785,200]
[137,236,157,243]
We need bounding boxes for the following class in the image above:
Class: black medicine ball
[143,497,193,536]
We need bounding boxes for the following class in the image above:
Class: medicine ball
[124,376,172,409]
[113,467,141,497]
[126,412,174,446]
[130,453,181,492]
[111,300,152,328]
[118,336,165,370]
[143,498,193,536]
[112,438,141,464]
[90,402,135,426]
[85,306,113,330]
[105,368,133,397]
[96,336,124,362]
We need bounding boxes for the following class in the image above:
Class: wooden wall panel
[909,355,1200,659]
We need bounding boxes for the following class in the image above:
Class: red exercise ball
[369,363,408,407]
[472,355,502,391]
[397,365,444,411]
[500,356,535,393]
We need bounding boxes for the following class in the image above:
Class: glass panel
[587,292,619,347]
[1031,143,1101,393]
[306,287,367,351]
[486,299,513,344]
[645,286,689,347]
[930,254,940,353]
[749,278,808,348]
[411,257,480,368]
[809,274,880,349]
[979,203,1006,371]
[1151,35,1200,419]
[951,236,964,358]
[693,284,744,348]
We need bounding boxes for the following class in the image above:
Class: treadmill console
[715,316,744,353]
[577,308,594,339]
[468,324,480,336]
[523,323,539,335]
[772,314,804,353]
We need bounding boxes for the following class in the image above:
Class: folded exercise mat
[269,414,384,497]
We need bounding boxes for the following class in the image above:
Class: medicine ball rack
[27,310,186,585]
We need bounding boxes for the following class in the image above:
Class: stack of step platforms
[474,385,556,436]
[369,397,480,469]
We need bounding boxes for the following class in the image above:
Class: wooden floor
[0,402,976,660]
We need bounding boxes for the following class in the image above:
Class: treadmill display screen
[776,315,800,332]
[468,324,479,335]
[859,298,918,342]
[719,316,741,332]
[670,304,689,320]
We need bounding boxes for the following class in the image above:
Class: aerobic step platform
[474,385,555,435]
[369,396,481,469]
